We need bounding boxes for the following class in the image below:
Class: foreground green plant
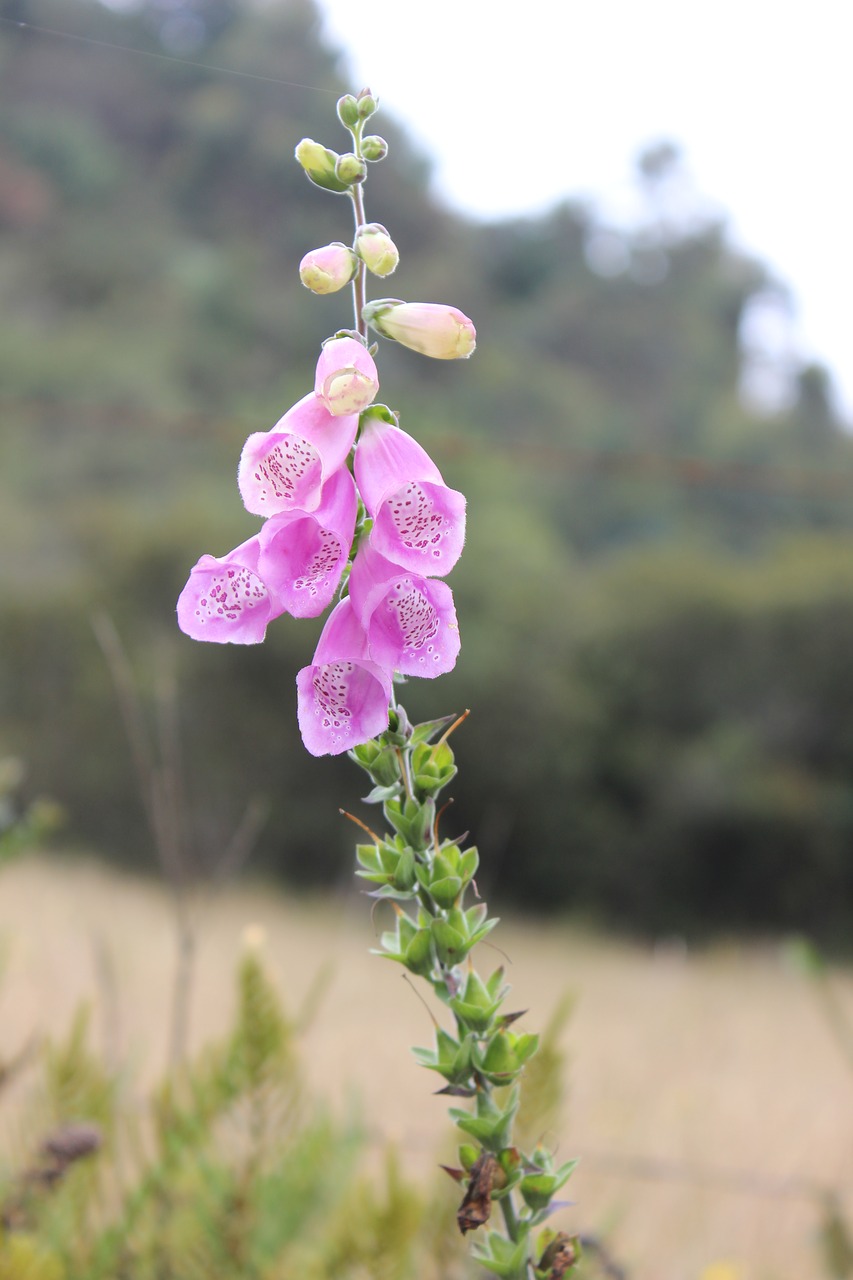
[0,942,468,1280]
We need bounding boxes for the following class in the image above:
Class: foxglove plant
[177,89,579,1278]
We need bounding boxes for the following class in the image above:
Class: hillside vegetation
[2,0,853,937]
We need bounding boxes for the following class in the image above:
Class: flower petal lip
[354,414,442,513]
[348,540,461,677]
[362,300,476,360]
[177,536,281,645]
[238,391,358,516]
[296,598,392,756]
[355,416,465,575]
[257,467,357,619]
[315,335,380,416]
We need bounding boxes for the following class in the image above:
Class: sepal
[383,703,413,745]
[412,1028,476,1085]
[474,1030,539,1086]
[470,1230,530,1279]
[450,968,502,1032]
[375,908,433,973]
[409,713,458,745]
[383,794,435,848]
[449,1085,519,1151]
[411,739,457,796]
[519,1158,579,1213]
[414,843,477,909]
[430,903,498,966]
[349,739,402,789]
[354,838,417,892]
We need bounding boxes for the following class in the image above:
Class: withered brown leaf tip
[536,1231,579,1278]
[456,1150,498,1234]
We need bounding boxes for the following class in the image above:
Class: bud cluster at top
[177,91,477,755]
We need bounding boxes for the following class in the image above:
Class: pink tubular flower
[296,598,392,756]
[354,412,465,576]
[257,467,357,618]
[238,392,358,516]
[299,242,358,294]
[315,336,379,416]
[177,536,282,645]
[348,540,461,678]
[362,300,476,359]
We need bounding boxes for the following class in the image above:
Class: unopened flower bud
[294,138,348,193]
[361,134,388,162]
[335,152,367,185]
[355,222,399,278]
[299,242,358,294]
[356,91,377,119]
[336,94,359,129]
[362,300,477,360]
[315,336,379,415]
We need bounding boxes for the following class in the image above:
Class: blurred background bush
[3,0,853,942]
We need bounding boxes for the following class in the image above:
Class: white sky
[318,0,853,424]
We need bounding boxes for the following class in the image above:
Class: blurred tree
[2,0,853,939]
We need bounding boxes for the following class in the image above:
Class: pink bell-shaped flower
[257,467,357,618]
[348,540,460,678]
[238,392,358,516]
[177,536,283,645]
[314,336,379,416]
[296,597,392,756]
[354,412,466,576]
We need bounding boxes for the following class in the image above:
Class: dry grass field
[1,853,851,1280]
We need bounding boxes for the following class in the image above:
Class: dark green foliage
[3,0,853,939]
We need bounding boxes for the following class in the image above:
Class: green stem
[499,1190,521,1242]
[348,123,368,339]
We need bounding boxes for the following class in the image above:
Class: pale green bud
[361,134,388,162]
[356,91,378,119]
[294,138,349,193]
[335,152,367,184]
[336,95,359,129]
